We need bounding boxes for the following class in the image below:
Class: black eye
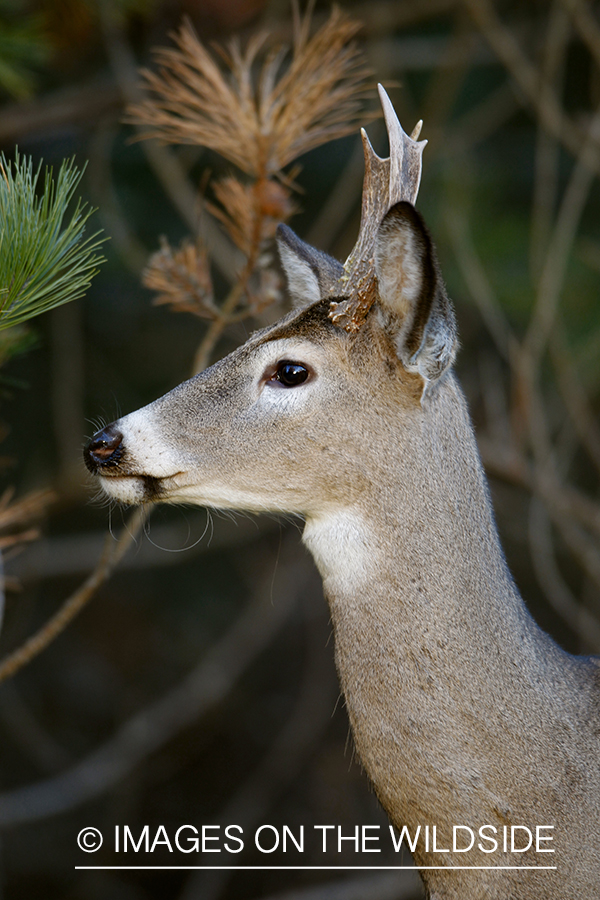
[272,361,310,387]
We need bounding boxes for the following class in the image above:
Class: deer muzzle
[84,415,187,506]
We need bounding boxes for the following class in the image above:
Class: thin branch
[549,512,600,601]
[444,207,514,361]
[0,79,121,145]
[0,507,148,684]
[477,351,512,447]
[461,0,600,174]
[480,437,600,599]
[478,435,600,538]
[179,580,336,900]
[7,514,275,583]
[521,107,600,375]
[550,327,600,474]
[191,279,246,373]
[0,552,305,826]
[445,82,518,156]
[86,118,149,276]
[305,135,367,252]
[528,498,600,651]
[98,0,241,280]
[529,0,571,281]
[561,0,600,74]
[420,6,474,144]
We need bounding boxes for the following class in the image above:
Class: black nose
[84,425,124,473]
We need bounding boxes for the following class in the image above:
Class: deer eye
[271,361,310,387]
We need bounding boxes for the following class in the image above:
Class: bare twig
[98,0,240,279]
[561,0,600,73]
[420,7,474,143]
[461,0,600,174]
[445,81,518,156]
[477,352,512,447]
[191,286,242,373]
[550,327,600,474]
[445,207,514,361]
[0,683,72,772]
[521,109,600,377]
[305,136,367,252]
[7,514,275,582]
[0,549,306,825]
[0,488,54,532]
[548,513,600,601]
[0,507,148,684]
[0,79,121,145]
[87,118,149,275]
[529,0,571,281]
[479,435,600,541]
[479,435,600,613]
[179,576,336,900]
[528,498,600,650]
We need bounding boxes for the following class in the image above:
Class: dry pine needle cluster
[129,9,372,340]
[126,9,371,176]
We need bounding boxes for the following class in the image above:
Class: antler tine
[380,84,424,207]
[329,85,427,333]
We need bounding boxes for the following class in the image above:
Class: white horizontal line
[74,865,558,871]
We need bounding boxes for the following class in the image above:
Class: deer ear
[374,201,458,392]
[276,224,344,309]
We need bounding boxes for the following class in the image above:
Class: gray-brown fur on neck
[303,373,599,899]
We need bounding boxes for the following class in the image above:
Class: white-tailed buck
[84,87,600,899]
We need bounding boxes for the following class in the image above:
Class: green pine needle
[0,152,107,330]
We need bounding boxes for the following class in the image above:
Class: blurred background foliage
[0,1,600,899]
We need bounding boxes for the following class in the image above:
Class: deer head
[84,86,458,513]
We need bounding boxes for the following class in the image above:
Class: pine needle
[208,176,296,256]
[126,8,372,178]
[143,236,216,318]
[0,152,106,330]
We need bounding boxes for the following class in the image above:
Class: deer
[84,87,600,899]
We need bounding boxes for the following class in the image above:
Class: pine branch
[126,7,372,371]
[0,152,106,331]
[125,9,372,178]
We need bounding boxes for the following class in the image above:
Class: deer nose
[84,425,124,472]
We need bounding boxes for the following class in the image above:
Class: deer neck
[301,374,583,838]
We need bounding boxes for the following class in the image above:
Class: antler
[328,85,427,332]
